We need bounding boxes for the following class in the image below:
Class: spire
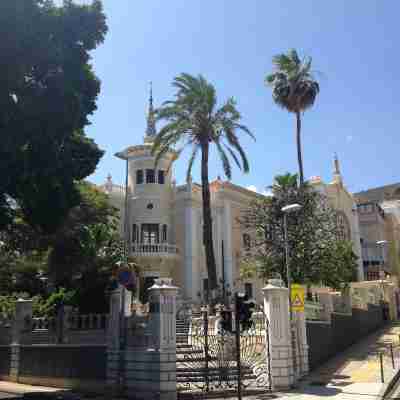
[145,82,157,141]
[334,152,340,175]
[333,152,343,186]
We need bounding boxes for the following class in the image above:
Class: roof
[354,183,400,203]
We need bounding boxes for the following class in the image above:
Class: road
[0,393,17,399]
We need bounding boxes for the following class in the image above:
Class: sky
[74,1,399,194]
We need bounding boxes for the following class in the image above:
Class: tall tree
[0,0,107,233]
[240,173,357,288]
[152,73,254,291]
[265,49,319,185]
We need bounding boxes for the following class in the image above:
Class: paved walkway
[276,322,400,399]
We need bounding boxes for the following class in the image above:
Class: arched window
[337,211,351,241]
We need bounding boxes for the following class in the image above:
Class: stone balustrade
[68,313,108,330]
[131,243,179,256]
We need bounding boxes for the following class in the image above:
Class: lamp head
[281,203,302,214]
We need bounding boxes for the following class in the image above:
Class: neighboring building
[99,92,365,303]
[354,184,400,280]
[308,155,364,281]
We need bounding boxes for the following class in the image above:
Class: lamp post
[376,240,387,305]
[282,203,302,321]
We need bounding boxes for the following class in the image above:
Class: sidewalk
[277,322,400,399]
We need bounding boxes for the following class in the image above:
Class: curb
[381,368,400,399]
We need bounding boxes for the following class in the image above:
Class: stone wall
[307,304,384,370]
[16,345,107,391]
[0,346,11,378]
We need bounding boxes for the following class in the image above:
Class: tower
[115,86,179,300]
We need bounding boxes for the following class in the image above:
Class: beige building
[354,184,400,279]
[100,94,364,303]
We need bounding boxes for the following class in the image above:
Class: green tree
[265,49,320,185]
[240,173,357,288]
[0,0,107,233]
[0,182,123,312]
[152,73,254,290]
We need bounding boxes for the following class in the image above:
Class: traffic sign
[117,264,136,291]
[291,284,305,312]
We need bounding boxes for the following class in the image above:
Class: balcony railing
[131,243,179,256]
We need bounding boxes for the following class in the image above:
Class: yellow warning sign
[291,284,305,312]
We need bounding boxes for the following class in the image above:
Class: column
[10,299,33,382]
[223,201,234,291]
[184,200,197,301]
[262,279,295,389]
[125,279,178,400]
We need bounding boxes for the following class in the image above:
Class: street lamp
[376,240,388,301]
[376,240,388,280]
[282,203,302,321]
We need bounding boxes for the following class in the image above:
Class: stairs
[175,318,255,387]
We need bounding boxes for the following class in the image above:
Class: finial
[105,174,113,192]
[145,81,157,140]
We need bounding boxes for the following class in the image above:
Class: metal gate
[176,307,272,396]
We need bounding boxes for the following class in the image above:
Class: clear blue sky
[83,1,399,194]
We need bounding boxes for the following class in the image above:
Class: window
[162,224,167,242]
[136,170,143,184]
[158,170,165,184]
[245,283,253,299]
[132,224,137,242]
[141,224,159,244]
[147,203,154,210]
[336,212,351,241]
[146,169,155,183]
[242,233,251,250]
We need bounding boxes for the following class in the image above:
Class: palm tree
[265,49,319,185]
[152,73,254,291]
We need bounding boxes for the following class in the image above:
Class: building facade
[99,94,365,303]
[354,184,400,279]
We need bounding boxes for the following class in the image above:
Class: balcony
[131,243,179,258]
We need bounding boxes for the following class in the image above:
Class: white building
[100,93,364,302]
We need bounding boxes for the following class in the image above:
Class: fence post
[106,287,123,395]
[262,279,296,390]
[125,278,179,400]
[10,299,33,382]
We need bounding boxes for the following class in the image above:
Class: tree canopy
[240,173,358,289]
[0,0,107,233]
[265,49,320,185]
[152,73,254,290]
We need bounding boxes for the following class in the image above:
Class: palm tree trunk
[201,141,218,291]
[296,111,304,186]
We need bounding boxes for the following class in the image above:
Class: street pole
[284,212,292,321]
[222,240,226,304]
[235,293,242,400]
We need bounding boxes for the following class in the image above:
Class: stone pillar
[106,287,123,392]
[10,299,33,382]
[318,292,334,323]
[262,279,295,390]
[125,279,178,400]
[61,306,73,344]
